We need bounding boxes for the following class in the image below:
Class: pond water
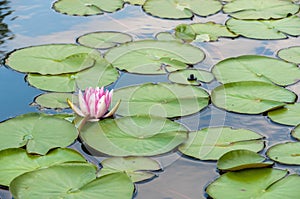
[1,1,300,199]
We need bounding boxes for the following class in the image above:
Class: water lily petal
[88,92,97,118]
[67,99,85,117]
[95,96,107,119]
[78,90,89,116]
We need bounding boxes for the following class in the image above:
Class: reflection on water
[0,0,13,59]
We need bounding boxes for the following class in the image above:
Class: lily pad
[124,0,146,5]
[178,127,265,160]
[155,32,180,41]
[268,103,300,126]
[206,168,300,199]
[27,57,119,92]
[105,40,205,74]
[212,55,300,86]
[278,46,300,64]
[223,0,300,19]
[168,69,214,85]
[226,16,300,40]
[80,115,188,156]
[292,125,300,140]
[0,113,78,155]
[217,149,273,171]
[53,0,124,16]
[143,0,222,19]
[112,83,209,118]
[10,163,134,199]
[77,31,132,49]
[34,92,77,109]
[175,22,237,42]
[5,44,98,75]
[211,81,296,114]
[267,142,300,165]
[0,148,86,186]
[98,157,161,182]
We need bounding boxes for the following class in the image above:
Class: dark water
[1,1,300,199]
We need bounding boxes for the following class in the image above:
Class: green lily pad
[178,127,265,160]
[80,115,188,156]
[278,46,300,64]
[168,69,214,85]
[211,81,296,114]
[124,0,146,5]
[98,157,161,182]
[34,92,77,109]
[292,125,300,140]
[143,0,222,19]
[112,83,209,118]
[268,103,300,126]
[212,55,300,86]
[155,32,180,41]
[0,113,78,155]
[0,148,86,186]
[226,16,300,40]
[267,142,300,165]
[27,57,119,92]
[105,40,205,74]
[10,163,134,199]
[223,0,300,19]
[175,22,237,42]
[217,149,273,171]
[5,44,99,75]
[53,0,124,16]
[77,31,132,49]
[206,168,300,199]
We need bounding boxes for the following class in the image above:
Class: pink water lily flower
[67,87,120,121]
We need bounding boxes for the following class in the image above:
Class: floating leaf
[267,142,300,165]
[0,148,86,186]
[155,32,180,41]
[168,69,214,85]
[278,46,300,64]
[175,22,237,42]
[77,31,132,49]
[226,16,300,40]
[0,113,78,155]
[223,0,300,19]
[98,157,161,182]
[5,44,98,75]
[53,0,124,16]
[143,0,222,19]
[112,83,209,117]
[292,125,300,140]
[206,168,300,199]
[34,92,77,109]
[27,57,119,92]
[10,163,134,199]
[124,0,146,5]
[105,40,205,74]
[268,103,300,126]
[80,115,188,156]
[178,127,264,160]
[217,149,273,171]
[212,55,300,86]
[211,81,296,114]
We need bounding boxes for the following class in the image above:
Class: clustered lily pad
[278,46,300,64]
[267,103,300,126]
[34,92,78,109]
[267,142,300,165]
[168,69,214,85]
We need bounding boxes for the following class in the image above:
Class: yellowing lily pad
[112,83,209,118]
[53,0,124,16]
[105,40,205,74]
[80,115,188,156]
[168,69,214,85]
[143,0,222,19]
[217,149,273,171]
[211,81,296,114]
[77,31,132,49]
[268,103,300,126]
[278,46,300,64]
[0,148,86,186]
[5,44,98,75]
[0,113,78,155]
[178,127,265,160]
[27,57,119,92]
[10,163,134,199]
[212,55,300,86]
[175,22,237,42]
[206,168,300,199]
[226,16,300,40]
[98,157,161,182]
[223,0,300,19]
[267,142,300,165]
